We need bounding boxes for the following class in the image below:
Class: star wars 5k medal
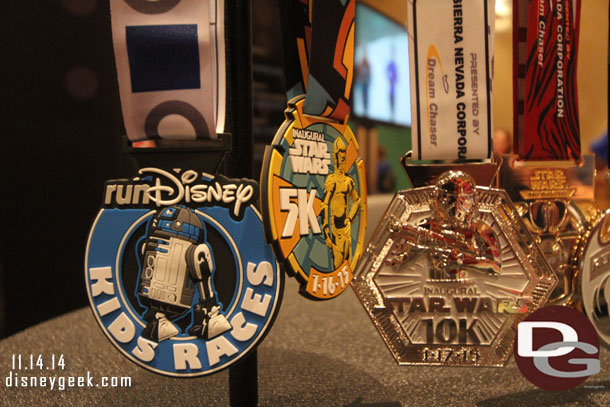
[580,210,610,347]
[352,0,557,367]
[86,170,282,376]
[86,0,282,376]
[262,97,366,299]
[261,0,367,300]
[502,0,601,307]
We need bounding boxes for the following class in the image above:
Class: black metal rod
[229,351,258,407]
[226,0,258,406]
[226,0,254,179]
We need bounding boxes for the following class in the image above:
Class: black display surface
[0,278,608,406]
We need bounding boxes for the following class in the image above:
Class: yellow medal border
[261,96,367,300]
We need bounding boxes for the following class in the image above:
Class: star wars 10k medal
[352,171,557,366]
[352,0,557,367]
[86,169,282,376]
[501,0,601,307]
[262,0,366,300]
[580,210,610,347]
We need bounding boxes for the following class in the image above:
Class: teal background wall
[349,122,412,192]
[377,125,412,191]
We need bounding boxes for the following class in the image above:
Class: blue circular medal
[85,168,283,376]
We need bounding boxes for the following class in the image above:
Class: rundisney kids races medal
[500,0,601,307]
[261,0,367,300]
[351,0,557,367]
[86,172,282,377]
[85,0,282,377]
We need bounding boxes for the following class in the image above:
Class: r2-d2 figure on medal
[137,206,231,342]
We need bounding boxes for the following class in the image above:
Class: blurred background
[1,0,608,338]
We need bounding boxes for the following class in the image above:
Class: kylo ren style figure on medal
[136,206,232,342]
[392,171,502,280]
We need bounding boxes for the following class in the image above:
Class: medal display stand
[224,1,259,405]
[5,0,610,404]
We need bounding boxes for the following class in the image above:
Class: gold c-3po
[322,137,362,269]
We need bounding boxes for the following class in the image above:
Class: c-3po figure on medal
[322,137,363,269]
[390,171,501,280]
